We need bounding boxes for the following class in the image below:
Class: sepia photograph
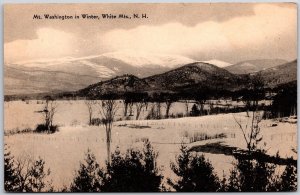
[3,3,297,192]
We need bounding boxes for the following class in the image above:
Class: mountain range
[78,59,297,99]
[4,51,297,96]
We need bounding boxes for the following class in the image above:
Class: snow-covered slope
[8,51,197,77]
[201,59,232,68]
[101,50,196,68]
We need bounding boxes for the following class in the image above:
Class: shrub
[190,104,200,116]
[24,158,53,192]
[227,153,277,192]
[271,83,297,118]
[70,149,104,192]
[182,131,227,143]
[227,155,297,192]
[278,164,297,191]
[4,146,52,192]
[101,140,163,192]
[226,150,297,192]
[4,146,18,192]
[269,162,297,192]
[35,124,59,133]
[4,128,33,136]
[90,118,102,126]
[69,140,162,192]
[168,144,221,192]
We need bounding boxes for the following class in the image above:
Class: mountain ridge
[225,59,288,74]
[77,62,245,98]
[4,52,296,96]
[4,52,235,95]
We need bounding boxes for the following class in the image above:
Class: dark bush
[70,149,104,192]
[227,155,296,192]
[227,153,277,192]
[68,140,162,192]
[90,118,102,126]
[4,147,18,192]
[4,146,52,192]
[269,162,297,192]
[278,164,297,191]
[101,140,163,192]
[35,124,59,133]
[190,104,200,116]
[271,83,297,118]
[168,144,221,192]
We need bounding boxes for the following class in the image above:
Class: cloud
[100,4,296,62]
[5,28,77,63]
[4,4,296,64]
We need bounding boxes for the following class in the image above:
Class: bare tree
[195,100,206,116]
[48,101,57,128]
[122,99,129,117]
[242,100,251,117]
[159,93,177,118]
[38,99,58,133]
[233,75,265,153]
[15,155,34,191]
[233,111,263,153]
[155,102,162,119]
[207,101,214,115]
[250,75,265,108]
[184,100,190,117]
[135,101,145,120]
[84,100,96,125]
[122,93,132,117]
[128,102,134,116]
[99,100,119,165]
[194,92,208,116]
[165,101,173,118]
[144,101,149,111]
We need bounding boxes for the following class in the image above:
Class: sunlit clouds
[4,4,297,65]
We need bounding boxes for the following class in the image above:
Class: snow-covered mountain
[4,51,197,95]
[9,51,197,77]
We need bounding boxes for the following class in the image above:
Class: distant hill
[144,62,241,91]
[78,62,244,98]
[256,59,297,88]
[78,74,149,98]
[4,65,100,95]
[225,59,288,74]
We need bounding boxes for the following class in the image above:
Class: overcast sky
[4,3,297,64]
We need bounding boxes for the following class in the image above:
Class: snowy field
[4,100,296,189]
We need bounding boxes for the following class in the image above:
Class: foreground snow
[4,101,297,189]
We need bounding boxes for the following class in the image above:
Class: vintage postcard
[4,3,297,192]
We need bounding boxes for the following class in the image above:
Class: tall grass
[181,131,227,143]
